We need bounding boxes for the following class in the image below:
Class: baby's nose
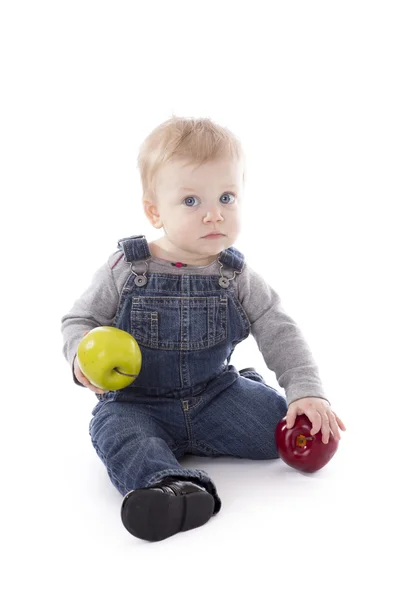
[203,209,224,222]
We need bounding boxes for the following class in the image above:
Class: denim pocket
[130,296,227,350]
[130,309,158,347]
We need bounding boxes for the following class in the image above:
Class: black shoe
[121,477,215,542]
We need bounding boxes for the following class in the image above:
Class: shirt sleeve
[60,256,120,383]
[236,263,330,405]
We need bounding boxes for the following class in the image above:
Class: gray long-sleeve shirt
[61,247,329,406]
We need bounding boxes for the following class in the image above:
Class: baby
[61,116,346,542]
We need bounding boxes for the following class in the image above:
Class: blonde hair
[138,116,244,201]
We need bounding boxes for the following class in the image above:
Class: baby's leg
[89,396,221,541]
[190,372,288,459]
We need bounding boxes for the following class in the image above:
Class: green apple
[76,326,142,391]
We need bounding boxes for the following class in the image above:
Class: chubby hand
[74,355,107,394]
[285,397,346,444]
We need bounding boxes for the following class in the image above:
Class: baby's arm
[237,264,329,406]
[61,257,120,388]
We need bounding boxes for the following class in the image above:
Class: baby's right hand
[73,356,106,394]
[73,331,107,394]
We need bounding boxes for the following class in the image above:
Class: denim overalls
[89,235,288,513]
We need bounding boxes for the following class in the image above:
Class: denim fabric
[89,236,288,513]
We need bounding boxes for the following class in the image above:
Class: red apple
[275,414,339,473]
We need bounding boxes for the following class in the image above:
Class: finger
[75,373,86,387]
[332,412,347,431]
[319,411,331,444]
[84,379,105,394]
[83,378,105,394]
[285,408,298,428]
[76,373,89,386]
[329,413,342,442]
[76,367,104,394]
[77,375,104,394]
[308,410,322,436]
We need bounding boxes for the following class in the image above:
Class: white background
[1,1,399,598]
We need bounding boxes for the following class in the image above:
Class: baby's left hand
[285,397,346,444]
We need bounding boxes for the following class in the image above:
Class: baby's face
[148,157,244,262]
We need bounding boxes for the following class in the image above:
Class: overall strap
[117,235,151,262]
[218,246,245,271]
[116,236,245,289]
[217,246,245,288]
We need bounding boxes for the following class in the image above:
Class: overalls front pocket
[130,295,228,351]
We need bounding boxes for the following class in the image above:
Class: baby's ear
[143,197,163,229]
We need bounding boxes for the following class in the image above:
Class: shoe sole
[121,488,215,542]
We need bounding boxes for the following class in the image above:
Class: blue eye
[220,193,235,204]
[183,196,200,207]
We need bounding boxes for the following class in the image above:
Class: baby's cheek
[178,216,196,233]
[229,215,242,236]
